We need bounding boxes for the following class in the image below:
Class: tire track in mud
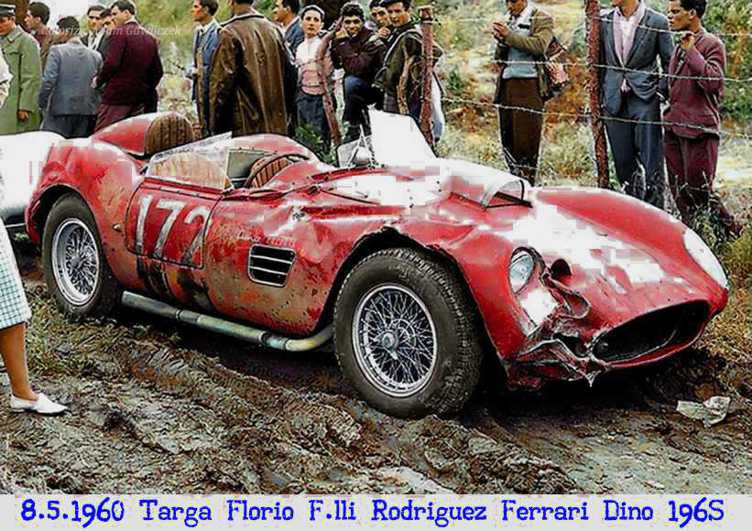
[4,258,751,494]
[1,287,576,494]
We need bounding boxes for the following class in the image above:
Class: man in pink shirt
[599,0,673,209]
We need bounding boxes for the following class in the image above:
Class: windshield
[147,133,232,177]
[369,110,437,166]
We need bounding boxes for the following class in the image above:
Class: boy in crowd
[82,4,110,57]
[368,0,391,42]
[25,2,51,67]
[331,1,385,141]
[375,0,442,136]
[295,4,334,150]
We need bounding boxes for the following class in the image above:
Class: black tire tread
[334,247,484,418]
[42,194,121,321]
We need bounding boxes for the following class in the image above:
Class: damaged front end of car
[502,250,715,390]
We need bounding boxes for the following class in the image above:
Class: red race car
[25,112,728,418]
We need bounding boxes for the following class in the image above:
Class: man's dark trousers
[343,75,381,140]
[664,129,736,230]
[497,78,544,183]
[42,115,96,138]
[604,91,665,209]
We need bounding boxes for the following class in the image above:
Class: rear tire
[334,248,484,418]
[42,194,120,320]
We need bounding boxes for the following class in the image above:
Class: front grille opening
[594,302,709,363]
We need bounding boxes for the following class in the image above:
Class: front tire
[334,248,484,418]
[42,194,120,320]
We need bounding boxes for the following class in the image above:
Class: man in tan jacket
[209,0,296,137]
[492,0,553,183]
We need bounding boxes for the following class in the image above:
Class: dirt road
[1,249,750,494]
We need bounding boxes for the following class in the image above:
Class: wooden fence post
[585,0,610,188]
[419,5,435,147]
[318,26,342,148]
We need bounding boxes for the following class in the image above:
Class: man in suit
[81,4,110,58]
[492,0,554,183]
[273,0,303,56]
[38,17,102,138]
[599,0,673,208]
[95,0,163,131]
[190,0,220,137]
[664,0,738,234]
[0,3,41,134]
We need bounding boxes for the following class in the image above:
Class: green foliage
[723,229,752,283]
[445,67,468,97]
[539,123,598,186]
[705,0,752,120]
[295,123,336,163]
[685,197,744,255]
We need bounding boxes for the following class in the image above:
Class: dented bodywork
[25,113,728,390]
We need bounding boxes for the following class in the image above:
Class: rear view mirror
[337,134,374,168]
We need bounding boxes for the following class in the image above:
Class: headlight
[509,249,536,293]
[683,229,728,290]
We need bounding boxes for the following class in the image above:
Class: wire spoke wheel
[51,218,100,306]
[353,284,438,398]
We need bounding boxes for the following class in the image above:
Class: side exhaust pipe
[120,291,333,352]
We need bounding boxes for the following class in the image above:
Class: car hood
[320,158,527,208]
[497,188,725,329]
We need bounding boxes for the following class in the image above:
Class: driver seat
[245,154,301,189]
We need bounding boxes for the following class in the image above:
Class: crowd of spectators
[0,0,741,232]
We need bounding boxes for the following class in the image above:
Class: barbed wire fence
[422,3,752,188]
[157,2,752,188]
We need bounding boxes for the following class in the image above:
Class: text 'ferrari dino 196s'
[24,111,728,418]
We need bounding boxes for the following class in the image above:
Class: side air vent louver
[248,245,296,287]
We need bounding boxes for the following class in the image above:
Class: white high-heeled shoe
[10,393,68,415]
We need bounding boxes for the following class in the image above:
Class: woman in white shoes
[1,51,67,416]
[0,218,67,416]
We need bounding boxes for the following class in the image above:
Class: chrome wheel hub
[51,218,100,306]
[353,284,438,398]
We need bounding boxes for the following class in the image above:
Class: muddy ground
[1,244,751,495]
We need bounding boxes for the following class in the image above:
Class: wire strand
[440,13,752,39]
[486,58,751,83]
[442,96,752,141]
